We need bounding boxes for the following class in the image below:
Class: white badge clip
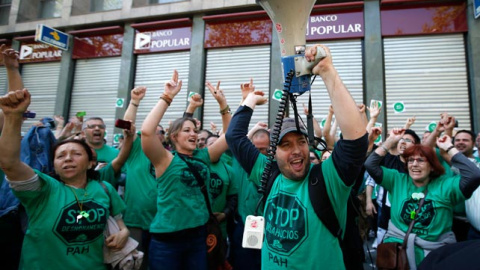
[242,215,265,249]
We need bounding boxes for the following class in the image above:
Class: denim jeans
[149,227,207,270]
[467,225,480,240]
[230,220,261,270]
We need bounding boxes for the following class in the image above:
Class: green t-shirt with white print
[249,155,350,270]
[13,170,125,270]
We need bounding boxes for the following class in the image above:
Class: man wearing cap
[226,45,368,269]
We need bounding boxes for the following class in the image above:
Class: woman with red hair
[365,128,480,268]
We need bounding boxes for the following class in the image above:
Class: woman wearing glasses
[365,128,480,268]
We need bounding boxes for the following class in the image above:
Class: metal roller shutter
[0,66,6,94]
[70,57,121,144]
[21,62,61,134]
[384,34,470,134]
[134,51,190,129]
[294,40,364,133]
[204,46,271,131]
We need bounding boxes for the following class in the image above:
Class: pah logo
[20,45,33,59]
[264,192,308,255]
[53,200,108,245]
[135,32,151,49]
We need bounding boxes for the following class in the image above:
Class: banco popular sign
[134,27,191,54]
[306,11,364,40]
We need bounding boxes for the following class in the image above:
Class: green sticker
[189,92,197,98]
[427,121,437,132]
[272,89,283,101]
[116,98,124,108]
[374,122,383,127]
[113,134,121,143]
[393,102,405,113]
[374,134,382,144]
[320,118,327,128]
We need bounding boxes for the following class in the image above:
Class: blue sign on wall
[475,0,480,19]
[35,24,70,51]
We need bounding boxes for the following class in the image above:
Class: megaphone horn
[257,0,326,94]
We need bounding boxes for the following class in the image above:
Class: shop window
[91,0,122,12]
[0,0,12,25]
[150,0,185,3]
[39,0,62,19]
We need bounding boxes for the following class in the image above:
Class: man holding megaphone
[226,44,368,270]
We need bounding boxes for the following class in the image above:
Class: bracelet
[446,145,455,154]
[220,105,231,115]
[160,94,172,106]
[130,102,139,107]
[381,145,389,153]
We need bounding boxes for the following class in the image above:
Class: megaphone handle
[305,46,328,70]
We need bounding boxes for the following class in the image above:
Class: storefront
[17,39,62,134]
[382,1,470,133]
[132,19,192,128]
[69,27,124,143]
[301,6,365,127]
[203,13,272,130]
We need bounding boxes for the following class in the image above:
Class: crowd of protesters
[0,42,479,270]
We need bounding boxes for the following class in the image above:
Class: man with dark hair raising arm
[226,44,368,269]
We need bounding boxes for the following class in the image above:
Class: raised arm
[436,135,480,198]
[226,79,267,174]
[184,93,203,118]
[110,123,135,174]
[0,89,35,181]
[366,101,381,134]
[323,105,335,150]
[1,45,23,92]
[403,116,416,130]
[141,70,181,175]
[365,128,405,184]
[124,86,146,124]
[205,80,231,163]
[307,45,366,140]
[123,86,146,141]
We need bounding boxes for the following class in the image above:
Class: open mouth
[290,158,304,171]
[92,132,102,139]
[63,165,76,170]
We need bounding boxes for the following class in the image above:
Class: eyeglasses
[86,124,106,129]
[407,157,426,164]
[400,138,414,143]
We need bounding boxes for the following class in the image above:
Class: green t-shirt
[231,157,262,222]
[209,158,238,238]
[95,144,119,164]
[124,136,157,230]
[13,170,126,270]
[97,163,117,187]
[150,148,211,233]
[249,154,350,270]
[380,167,465,264]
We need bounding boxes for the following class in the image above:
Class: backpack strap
[308,163,343,239]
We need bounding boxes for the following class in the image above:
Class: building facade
[0,0,479,143]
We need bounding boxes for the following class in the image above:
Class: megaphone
[257,0,326,94]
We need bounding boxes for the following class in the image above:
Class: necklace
[69,186,89,223]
